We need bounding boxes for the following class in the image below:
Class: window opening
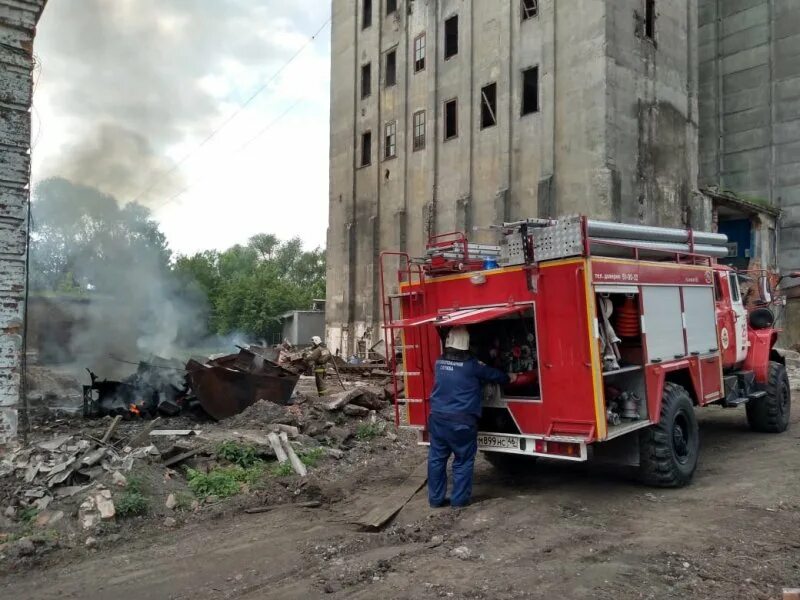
[361,131,372,167]
[413,110,426,151]
[363,0,372,29]
[361,63,371,99]
[414,33,426,72]
[480,83,498,129]
[385,49,397,87]
[384,121,397,159]
[386,0,397,15]
[521,0,538,20]
[521,66,539,115]
[644,0,655,39]
[444,15,459,59]
[444,99,458,140]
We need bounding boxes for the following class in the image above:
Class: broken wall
[0,0,47,443]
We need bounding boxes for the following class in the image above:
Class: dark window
[729,272,741,302]
[385,49,397,87]
[521,66,539,115]
[444,99,458,140]
[413,110,426,151]
[362,0,372,29]
[384,121,397,159]
[414,33,426,72]
[361,63,371,99]
[644,0,655,39]
[521,0,538,20]
[386,0,397,15]
[444,15,459,59]
[361,131,372,167]
[480,83,498,129]
[713,273,722,302]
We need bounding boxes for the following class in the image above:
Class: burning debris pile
[83,347,300,421]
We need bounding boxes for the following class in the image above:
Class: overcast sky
[32,0,331,255]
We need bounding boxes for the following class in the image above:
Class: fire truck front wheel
[638,382,699,488]
[746,361,791,434]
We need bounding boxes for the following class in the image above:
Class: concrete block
[722,105,769,134]
[778,96,800,124]
[698,1,717,26]
[722,168,769,191]
[723,64,769,94]
[722,3,768,36]
[722,24,769,56]
[723,128,770,154]
[723,86,769,115]
[775,52,800,80]
[777,162,800,187]
[722,147,770,173]
[776,78,800,102]
[776,33,800,59]
[775,186,800,206]
[722,45,769,75]
[774,118,800,144]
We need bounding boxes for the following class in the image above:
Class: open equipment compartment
[595,285,650,438]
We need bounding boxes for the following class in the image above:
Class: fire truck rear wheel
[638,382,699,488]
[482,452,537,473]
[746,361,791,433]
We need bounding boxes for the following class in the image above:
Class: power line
[128,16,331,206]
[154,97,306,210]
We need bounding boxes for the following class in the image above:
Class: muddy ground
[1,404,798,600]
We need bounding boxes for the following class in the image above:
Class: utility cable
[128,17,331,207]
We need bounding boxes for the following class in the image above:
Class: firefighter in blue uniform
[428,326,515,508]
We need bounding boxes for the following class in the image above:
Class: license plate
[477,434,520,450]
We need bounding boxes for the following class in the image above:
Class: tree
[30,177,171,293]
[173,236,327,341]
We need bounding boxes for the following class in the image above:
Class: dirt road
[2,406,799,600]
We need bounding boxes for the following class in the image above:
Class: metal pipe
[587,219,728,247]
[591,238,729,258]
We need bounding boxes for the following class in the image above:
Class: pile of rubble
[0,379,401,565]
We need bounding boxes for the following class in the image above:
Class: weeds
[298,447,325,467]
[356,422,384,441]
[270,462,294,477]
[187,465,264,499]
[216,441,261,469]
[116,472,150,517]
[18,507,38,524]
[173,492,195,511]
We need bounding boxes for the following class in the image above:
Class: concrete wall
[281,311,325,347]
[328,0,706,355]
[698,0,800,271]
[0,0,46,443]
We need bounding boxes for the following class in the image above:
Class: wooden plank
[267,432,288,463]
[278,432,307,476]
[100,416,122,443]
[356,461,428,529]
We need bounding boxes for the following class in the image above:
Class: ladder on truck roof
[500,216,727,266]
[379,252,434,429]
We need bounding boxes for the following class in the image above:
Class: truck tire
[482,451,537,473]
[638,382,699,487]
[746,361,791,433]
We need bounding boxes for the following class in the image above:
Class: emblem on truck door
[720,327,730,350]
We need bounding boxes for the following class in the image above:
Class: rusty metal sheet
[187,364,299,421]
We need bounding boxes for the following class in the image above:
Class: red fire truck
[380,216,792,487]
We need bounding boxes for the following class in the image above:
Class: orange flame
[129,404,141,417]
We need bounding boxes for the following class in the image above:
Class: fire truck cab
[381,216,791,487]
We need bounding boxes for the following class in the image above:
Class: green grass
[187,465,264,499]
[270,462,295,477]
[116,491,150,517]
[173,492,195,512]
[115,473,150,517]
[216,441,262,469]
[298,447,325,467]
[18,507,38,524]
[356,422,384,441]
